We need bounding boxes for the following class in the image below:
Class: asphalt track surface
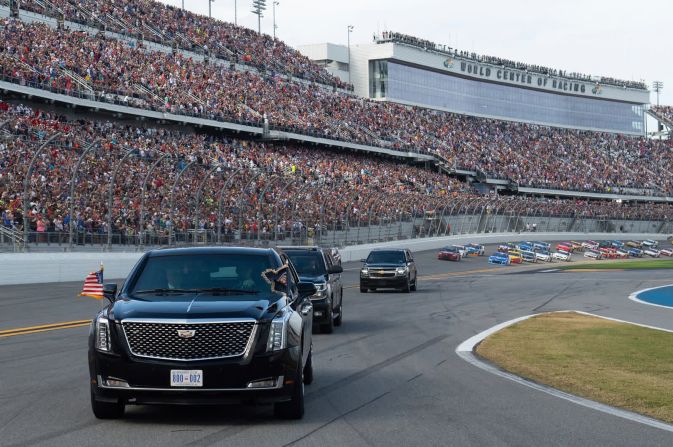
[3,244,673,446]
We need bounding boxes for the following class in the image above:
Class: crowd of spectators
[1,101,672,243]
[0,18,672,199]
[8,0,349,89]
[375,31,647,90]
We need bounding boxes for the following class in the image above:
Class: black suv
[88,247,316,420]
[360,248,418,293]
[280,246,344,334]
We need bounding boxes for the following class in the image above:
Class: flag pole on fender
[79,262,104,300]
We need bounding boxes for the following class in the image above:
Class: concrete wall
[0,232,666,286]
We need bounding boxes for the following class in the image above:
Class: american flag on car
[80,264,104,300]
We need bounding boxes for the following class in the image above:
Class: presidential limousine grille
[122,321,256,361]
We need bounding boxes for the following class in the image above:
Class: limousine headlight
[395,267,408,276]
[360,268,369,277]
[95,315,111,352]
[267,311,290,352]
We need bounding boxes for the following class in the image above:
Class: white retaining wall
[0,232,666,286]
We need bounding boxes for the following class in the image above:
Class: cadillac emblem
[177,329,196,339]
[443,58,454,69]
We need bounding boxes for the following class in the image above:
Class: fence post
[194,163,224,244]
[168,160,198,246]
[139,153,170,250]
[216,167,244,244]
[68,139,99,250]
[107,148,136,249]
[23,132,61,251]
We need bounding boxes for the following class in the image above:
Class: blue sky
[162,0,672,106]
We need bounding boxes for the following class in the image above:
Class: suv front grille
[370,269,396,278]
[122,320,256,361]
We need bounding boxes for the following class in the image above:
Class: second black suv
[360,248,417,293]
[280,246,343,333]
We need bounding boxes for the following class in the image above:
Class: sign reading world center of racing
[457,60,591,94]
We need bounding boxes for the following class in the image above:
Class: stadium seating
[2,101,671,241]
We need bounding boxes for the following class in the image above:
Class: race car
[507,251,524,264]
[517,242,533,251]
[599,248,618,259]
[584,249,603,260]
[625,240,642,248]
[497,244,512,253]
[614,249,629,259]
[642,240,659,249]
[452,245,468,257]
[437,246,461,261]
[532,241,551,252]
[535,250,553,262]
[610,240,624,249]
[568,241,584,251]
[488,252,511,265]
[466,243,485,256]
[552,250,572,262]
[644,248,661,258]
[520,250,538,263]
[582,240,599,250]
[556,242,574,253]
[660,249,673,257]
[628,248,644,258]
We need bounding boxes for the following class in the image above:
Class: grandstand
[0,0,672,249]
[304,32,650,135]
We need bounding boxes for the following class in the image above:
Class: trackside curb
[455,310,673,434]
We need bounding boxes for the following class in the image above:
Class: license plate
[170,370,203,387]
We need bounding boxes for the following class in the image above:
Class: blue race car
[628,248,643,257]
[532,241,551,251]
[466,243,485,256]
[488,252,511,265]
[517,242,533,251]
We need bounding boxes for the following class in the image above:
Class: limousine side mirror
[328,265,343,274]
[360,259,366,263]
[103,283,117,302]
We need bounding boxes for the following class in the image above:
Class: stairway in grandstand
[0,226,24,252]
[647,109,673,131]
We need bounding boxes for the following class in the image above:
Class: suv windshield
[366,251,406,264]
[285,251,326,276]
[130,254,276,297]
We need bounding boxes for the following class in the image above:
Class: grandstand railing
[5,210,670,252]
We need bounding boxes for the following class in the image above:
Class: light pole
[234,0,237,24]
[272,1,279,39]
[252,0,266,34]
[653,81,664,107]
[209,0,214,18]
[347,25,354,84]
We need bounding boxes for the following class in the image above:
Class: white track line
[455,310,673,433]
[628,284,673,310]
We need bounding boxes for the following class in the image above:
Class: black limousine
[89,247,315,419]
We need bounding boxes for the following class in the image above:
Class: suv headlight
[267,310,290,352]
[360,268,369,277]
[95,315,111,352]
[395,267,408,276]
[311,282,327,299]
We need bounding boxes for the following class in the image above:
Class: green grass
[559,259,673,270]
[477,312,673,423]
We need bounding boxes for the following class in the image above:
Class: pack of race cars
[437,239,668,266]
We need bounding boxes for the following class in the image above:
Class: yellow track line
[0,320,90,338]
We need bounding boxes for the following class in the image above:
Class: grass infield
[559,259,673,270]
[476,312,673,423]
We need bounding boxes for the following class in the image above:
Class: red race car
[599,248,618,259]
[438,246,461,261]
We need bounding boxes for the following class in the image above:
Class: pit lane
[2,243,673,446]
